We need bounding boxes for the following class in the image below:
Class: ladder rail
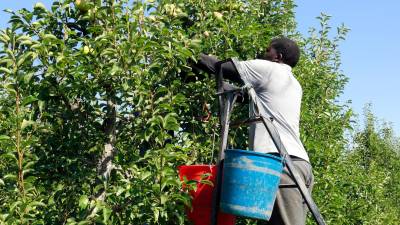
[258,115,326,225]
[247,84,327,225]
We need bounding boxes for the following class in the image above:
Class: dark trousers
[258,159,314,225]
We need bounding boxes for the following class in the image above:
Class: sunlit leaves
[2,0,397,225]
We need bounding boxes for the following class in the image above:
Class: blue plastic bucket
[220,149,283,220]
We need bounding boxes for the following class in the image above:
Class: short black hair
[270,37,300,67]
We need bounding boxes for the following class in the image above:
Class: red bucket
[178,165,236,225]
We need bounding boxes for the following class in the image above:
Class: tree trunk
[96,90,117,201]
[16,89,25,196]
[88,88,117,218]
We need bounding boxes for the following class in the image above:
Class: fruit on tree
[82,45,90,54]
[164,3,183,18]
[87,7,98,20]
[75,0,90,12]
[213,12,223,21]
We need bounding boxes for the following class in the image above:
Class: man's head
[263,37,300,68]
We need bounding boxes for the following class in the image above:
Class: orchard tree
[0,0,298,223]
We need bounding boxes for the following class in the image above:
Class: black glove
[222,81,248,103]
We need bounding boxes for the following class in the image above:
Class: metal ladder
[209,59,326,225]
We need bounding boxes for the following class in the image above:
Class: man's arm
[191,54,248,103]
[192,53,244,84]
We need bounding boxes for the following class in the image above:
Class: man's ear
[272,53,282,62]
[277,53,283,61]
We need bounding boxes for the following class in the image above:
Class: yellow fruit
[82,45,90,54]
[75,0,90,12]
[213,12,223,21]
[203,31,210,37]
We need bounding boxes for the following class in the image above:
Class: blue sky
[296,1,400,135]
[1,1,399,135]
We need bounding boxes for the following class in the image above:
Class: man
[192,37,313,225]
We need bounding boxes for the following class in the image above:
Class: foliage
[0,0,399,225]
[336,106,400,224]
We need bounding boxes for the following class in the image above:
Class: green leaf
[23,161,35,169]
[0,67,12,74]
[21,119,35,130]
[0,135,10,141]
[34,2,47,11]
[116,186,125,196]
[17,52,34,67]
[0,58,13,66]
[141,171,152,180]
[5,49,14,58]
[189,39,202,48]
[102,207,112,223]
[100,48,117,57]
[23,72,34,84]
[110,64,121,75]
[144,127,154,142]
[160,194,168,205]
[0,31,10,43]
[199,179,214,186]
[29,201,46,208]
[4,174,16,180]
[30,43,42,50]
[163,113,179,131]
[66,218,77,224]
[10,200,21,212]
[38,100,45,112]
[153,207,159,222]
[78,195,89,209]
[5,83,16,95]
[16,35,31,43]
[20,40,32,45]
[0,179,4,186]
[42,34,58,41]
[21,95,38,106]
[149,115,163,127]
[1,152,17,161]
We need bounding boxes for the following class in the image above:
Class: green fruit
[213,12,223,21]
[82,45,90,54]
[75,0,90,12]
[87,8,97,20]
